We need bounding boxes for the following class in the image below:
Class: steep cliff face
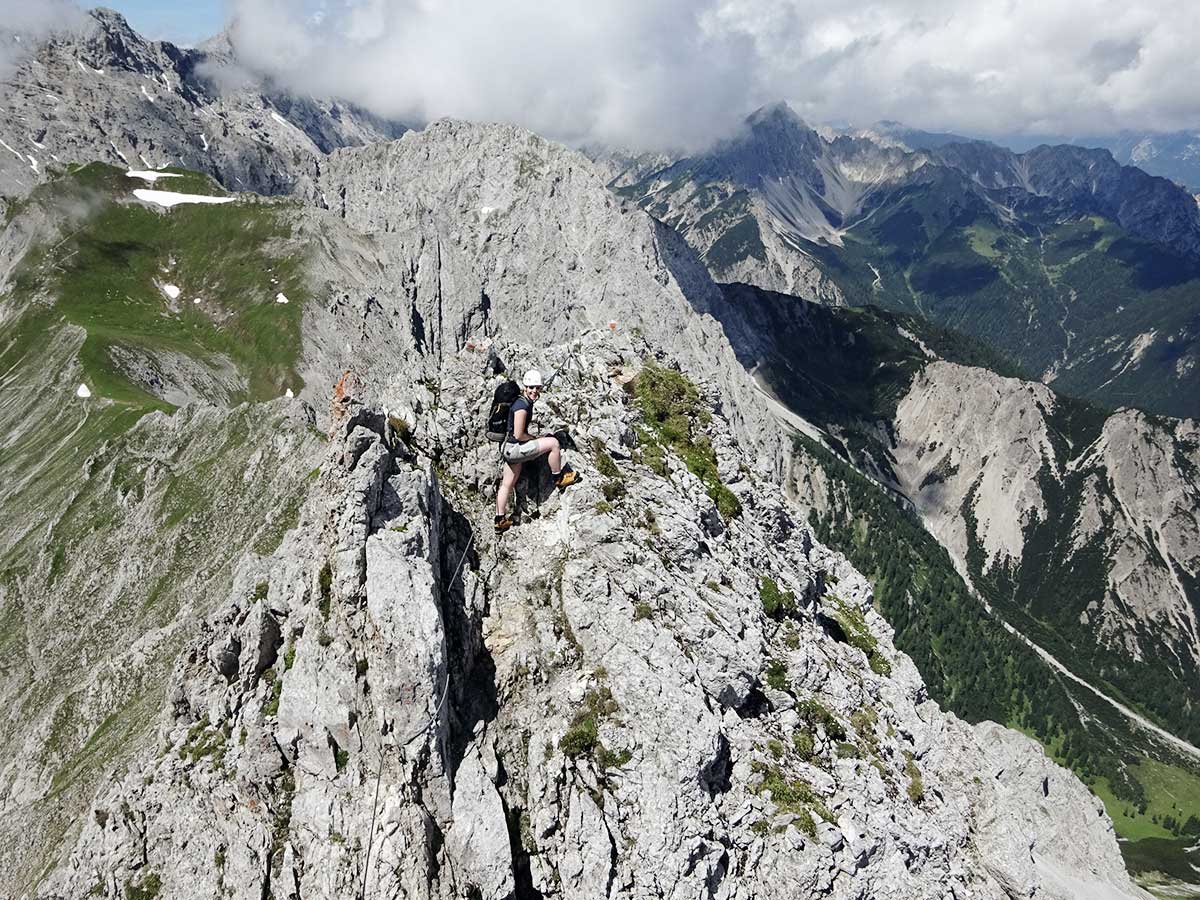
[1083,411,1200,661]
[892,362,1061,587]
[39,336,1146,900]
[891,361,1200,743]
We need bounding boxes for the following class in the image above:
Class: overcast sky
[222,0,1200,151]
[8,1,1200,152]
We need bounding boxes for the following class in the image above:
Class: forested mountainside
[695,282,1200,870]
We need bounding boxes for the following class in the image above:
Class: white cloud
[227,0,756,151]
[0,0,86,80]
[212,1,1200,150]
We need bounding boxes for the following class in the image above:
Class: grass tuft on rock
[905,750,925,803]
[318,563,333,619]
[751,761,834,831]
[829,596,892,676]
[559,684,630,773]
[593,442,622,479]
[796,698,846,741]
[764,657,789,691]
[124,872,162,900]
[632,363,741,519]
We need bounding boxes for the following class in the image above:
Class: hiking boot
[494,514,513,534]
[554,467,579,490]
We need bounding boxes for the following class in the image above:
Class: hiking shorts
[503,440,545,464]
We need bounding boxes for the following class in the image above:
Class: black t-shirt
[506,396,534,443]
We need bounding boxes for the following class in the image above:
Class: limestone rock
[36,337,1148,900]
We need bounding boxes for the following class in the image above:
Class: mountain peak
[678,99,826,188]
[86,6,140,39]
[745,100,807,129]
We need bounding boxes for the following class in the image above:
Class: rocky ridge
[0,61,1178,894]
[40,332,1147,900]
[0,117,807,891]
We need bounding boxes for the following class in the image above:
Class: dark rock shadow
[438,502,498,781]
[512,457,583,523]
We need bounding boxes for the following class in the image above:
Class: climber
[494,369,578,533]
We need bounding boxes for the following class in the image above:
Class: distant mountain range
[844,121,1200,194]
[616,102,1200,418]
[989,130,1200,193]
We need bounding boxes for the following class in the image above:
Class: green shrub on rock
[760,577,799,620]
[764,657,789,691]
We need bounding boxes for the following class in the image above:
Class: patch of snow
[160,283,181,300]
[0,138,24,160]
[76,60,101,76]
[109,141,129,164]
[285,388,294,398]
[28,135,45,149]
[126,170,183,185]
[193,297,202,304]
[897,326,935,359]
[140,85,156,104]
[275,292,289,304]
[133,189,235,209]
[27,155,38,174]
[270,111,289,127]
[199,133,209,151]
[1128,331,1156,367]
[139,154,152,169]
[480,205,496,221]
[1094,329,1161,393]
[76,383,91,398]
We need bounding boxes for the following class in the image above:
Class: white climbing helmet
[522,369,544,388]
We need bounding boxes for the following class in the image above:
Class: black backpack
[486,380,520,442]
